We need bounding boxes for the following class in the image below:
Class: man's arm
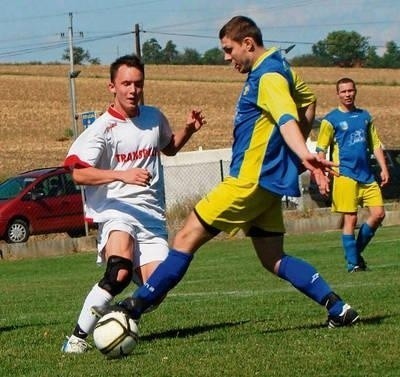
[72,166,151,187]
[297,101,316,140]
[373,147,390,187]
[162,109,206,156]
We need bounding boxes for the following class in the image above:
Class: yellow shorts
[332,175,383,213]
[194,176,285,236]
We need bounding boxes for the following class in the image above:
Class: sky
[0,0,399,64]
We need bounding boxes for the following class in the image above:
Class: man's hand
[186,109,206,133]
[120,168,152,186]
[302,153,338,196]
[379,170,390,187]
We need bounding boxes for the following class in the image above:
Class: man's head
[108,55,145,118]
[336,77,357,110]
[110,54,144,83]
[219,16,264,74]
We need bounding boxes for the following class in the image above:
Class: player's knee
[99,255,133,296]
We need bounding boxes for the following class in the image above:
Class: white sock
[77,284,113,335]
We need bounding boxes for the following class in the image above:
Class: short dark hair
[110,54,145,82]
[336,77,356,92]
[219,16,263,46]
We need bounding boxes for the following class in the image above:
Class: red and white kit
[64,105,173,267]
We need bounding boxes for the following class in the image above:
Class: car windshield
[0,176,36,200]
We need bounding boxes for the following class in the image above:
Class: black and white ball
[93,311,139,359]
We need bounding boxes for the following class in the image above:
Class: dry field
[0,64,399,179]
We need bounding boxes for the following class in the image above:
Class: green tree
[62,46,94,65]
[162,40,179,64]
[178,48,202,65]
[312,30,370,67]
[290,53,330,67]
[381,41,400,68]
[364,46,382,68]
[142,38,163,64]
[202,47,225,65]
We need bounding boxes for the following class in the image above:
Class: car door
[27,172,84,233]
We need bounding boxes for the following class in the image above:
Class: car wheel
[67,229,86,238]
[6,219,30,243]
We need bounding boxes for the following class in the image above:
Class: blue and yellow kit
[230,47,315,197]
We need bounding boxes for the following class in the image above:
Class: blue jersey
[229,48,316,197]
[317,107,382,184]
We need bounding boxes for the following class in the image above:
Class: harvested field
[0,64,399,179]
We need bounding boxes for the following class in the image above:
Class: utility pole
[68,12,81,140]
[134,23,144,105]
[67,12,88,236]
[134,23,141,58]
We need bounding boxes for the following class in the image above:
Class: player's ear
[108,81,116,94]
[243,37,255,52]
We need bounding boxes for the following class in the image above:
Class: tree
[312,30,370,67]
[290,53,330,67]
[178,48,202,65]
[62,46,95,65]
[142,38,163,64]
[162,40,179,64]
[364,46,382,68]
[202,47,225,65]
[381,41,400,68]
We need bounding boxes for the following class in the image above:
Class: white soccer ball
[93,310,139,359]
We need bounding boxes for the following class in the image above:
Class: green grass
[1,226,400,377]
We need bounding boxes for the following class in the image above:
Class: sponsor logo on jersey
[115,147,159,162]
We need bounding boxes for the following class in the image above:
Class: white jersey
[64,105,172,232]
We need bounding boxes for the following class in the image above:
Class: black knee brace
[98,255,133,296]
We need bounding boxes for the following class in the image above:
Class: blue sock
[342,234,358,268]
[356,223,375,253]
[132,249,193,317]
[277,255,334,306]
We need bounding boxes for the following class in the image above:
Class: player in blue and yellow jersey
[93,16,359,328]
[317,77,389,272]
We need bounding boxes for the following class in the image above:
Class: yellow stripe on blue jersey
[230,48,316,197]
[317,107,382,184]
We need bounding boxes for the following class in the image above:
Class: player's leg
[117,211,215,319]
[109,177,258,320]
[250,191,359,327]
[131,230,172,313]
[332,175,361,271]
[356,182,385,258]
[342,213,359,271]
[62,221,135,353]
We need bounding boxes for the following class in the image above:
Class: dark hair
[110,54,145,82]
[219,16,263,46]
[336,77,356,92]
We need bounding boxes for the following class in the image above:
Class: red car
[0,167,87,243]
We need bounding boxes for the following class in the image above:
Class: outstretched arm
[162,109,206,156]
[280,119,336,195]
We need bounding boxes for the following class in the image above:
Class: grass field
[1,226,399,377]
[0,64,399,180]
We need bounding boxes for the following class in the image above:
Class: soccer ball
[93,310,139,359]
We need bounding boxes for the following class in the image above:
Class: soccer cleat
[347,257,367,272]
[61,335,91,353]
[327,304,360,328]
[91,297,142,322]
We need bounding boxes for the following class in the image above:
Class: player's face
[337,82,356,109]
[109,64,144,118]
[220,36,253,74]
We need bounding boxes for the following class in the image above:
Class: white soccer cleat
[61,334,91,353]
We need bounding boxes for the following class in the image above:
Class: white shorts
[96,219,169,271]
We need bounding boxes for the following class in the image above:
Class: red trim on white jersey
[64,105,173,229]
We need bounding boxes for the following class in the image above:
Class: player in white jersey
[61,54,206,353]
